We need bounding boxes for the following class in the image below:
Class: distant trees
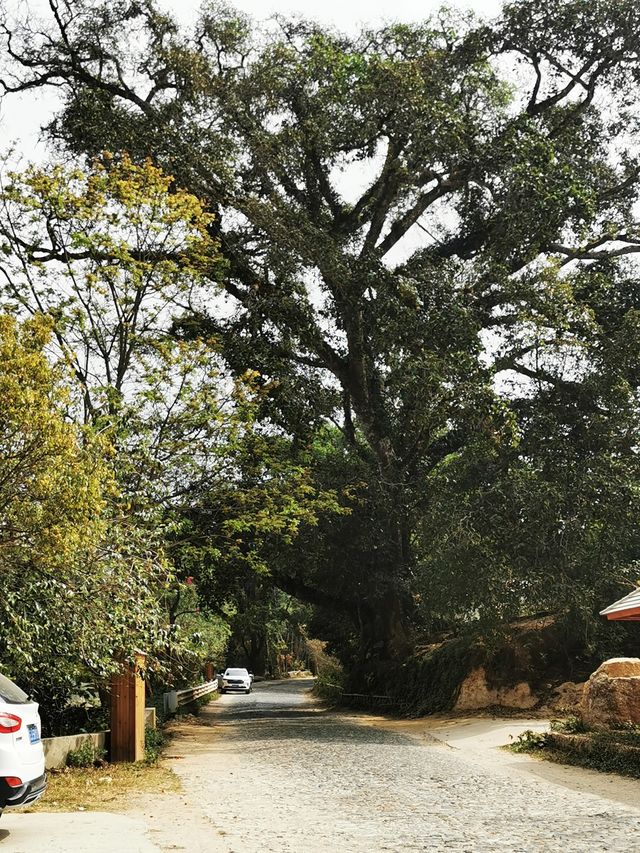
[3,0,640,682]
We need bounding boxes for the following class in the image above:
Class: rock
[591,657,640,678]
[581,657,640,726]
[550,681,586,710]
[454,666,537,711]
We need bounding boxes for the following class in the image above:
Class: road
[4,679,640,852]
[141,679,640,853]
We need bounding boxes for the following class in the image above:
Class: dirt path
[131,679,640,853]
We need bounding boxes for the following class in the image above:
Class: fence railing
[341,692,396,709]
[316,679,411,714]
[163,678,218,716]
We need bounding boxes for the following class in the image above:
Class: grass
[18,724,181,814]
[21,761,180,813]
[66,739,108,768]
[507,718,640,779]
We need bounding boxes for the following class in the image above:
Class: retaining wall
[43,731,109,770]
[42,707,157,769]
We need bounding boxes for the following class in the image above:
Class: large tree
[4,0,640,669]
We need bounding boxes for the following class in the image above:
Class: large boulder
[581,657,640,726]
[454,666,537,711]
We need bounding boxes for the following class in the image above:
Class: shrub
[66,740,107,768]
[144,726,167,764]
[550,715,590,734]
[509,730,549,753]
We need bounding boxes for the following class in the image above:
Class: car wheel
[245,687,251,694]
[220,689,225,694]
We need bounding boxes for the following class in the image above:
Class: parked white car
[219,668,252,694]
[0,673,46,816]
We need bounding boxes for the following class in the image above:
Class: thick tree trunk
[238,631,267,675]
[359,587,410,662]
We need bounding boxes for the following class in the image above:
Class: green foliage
[550,716,590,735]
[144,726,167,764]
[3,0,640,688]
[510,720,640,779]
[0,316,175,724]
[66,740,107,768]
[0,154,339,710]
[313,677,345,704]
[515,727,640,779]
[387,639,481,716]
[509,730,549,753]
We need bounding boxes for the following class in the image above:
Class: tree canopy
[3,0,640,685]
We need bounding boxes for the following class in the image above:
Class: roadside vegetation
[23,725,177,813]
[25,763,180,814]
[509,718,640,779]
[2,0,640,725]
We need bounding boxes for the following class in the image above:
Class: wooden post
[204,662,214,681]
[110,652,146,763]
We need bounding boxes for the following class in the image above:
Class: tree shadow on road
[191,711,416,748]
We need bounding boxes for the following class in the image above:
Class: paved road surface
[4,679,640,852]
[146,679,640,852]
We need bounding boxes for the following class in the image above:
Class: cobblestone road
[156,680,640,853]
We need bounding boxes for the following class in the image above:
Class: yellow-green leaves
[0,313,108,576]
[5,153,218,272]
[1,154,225,417]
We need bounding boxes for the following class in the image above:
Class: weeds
[550,715,590,734]
[66,740,107,768]
[509,716,640,779]
[509,730,548,753]
[144,726,166,764]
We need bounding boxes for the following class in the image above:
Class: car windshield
[0,672,30,704]
[226,669,248,676]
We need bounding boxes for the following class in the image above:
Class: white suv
[0,673,46,816]
[219,668,252,694]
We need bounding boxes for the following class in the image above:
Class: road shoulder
[355,711,640,810]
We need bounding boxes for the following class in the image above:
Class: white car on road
[0,673,46,817]
[219,668,252,694]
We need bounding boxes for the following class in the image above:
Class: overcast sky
[0,0,504,160]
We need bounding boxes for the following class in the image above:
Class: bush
[66,740,107,768]
[509,729,549,753]
[144,726,167,764]
[387,638,481,716]
[550,715,590,734]
[509,720,640,779]
[314,676,344,703]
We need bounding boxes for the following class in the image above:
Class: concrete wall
[42,707,156,769]
[42,731,109,770]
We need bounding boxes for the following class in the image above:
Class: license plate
[28,725,40,745]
